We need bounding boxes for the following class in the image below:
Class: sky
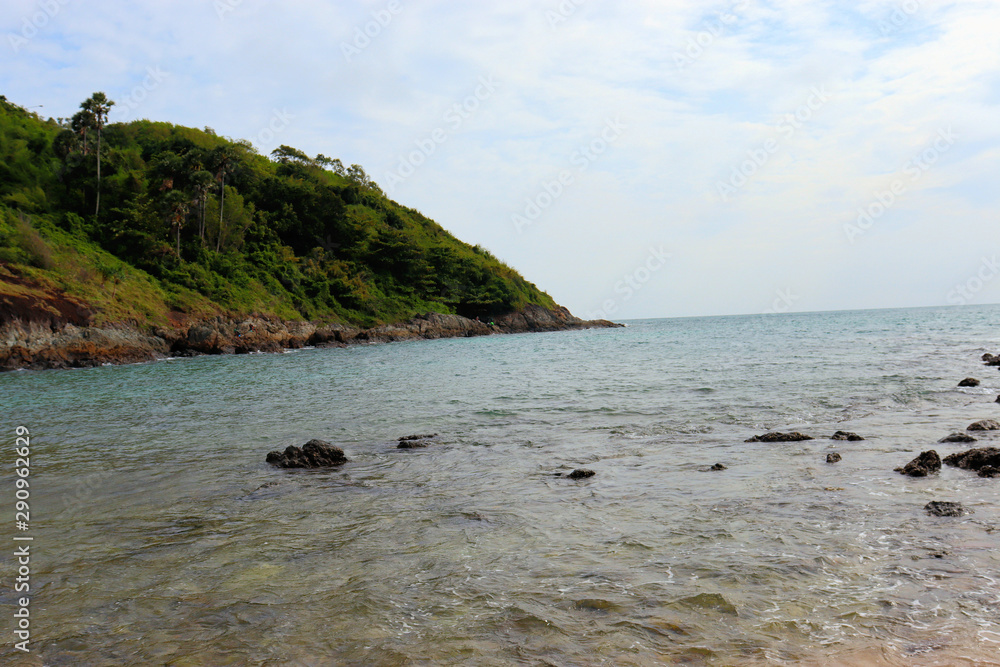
[2,0,999,319]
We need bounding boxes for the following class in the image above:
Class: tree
[205,186,253,253]
[162,189,189,257]
[96,260,125,299]
[70,108,94,154]
[211,144,241,250]
[271,145,311,165]
[315,155,345,175]
[80,92,114,217]
[190,169,214,241]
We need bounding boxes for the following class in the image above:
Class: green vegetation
[0,93,556,326]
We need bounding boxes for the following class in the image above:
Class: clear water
[2,305,999,665]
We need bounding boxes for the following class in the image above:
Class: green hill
[0,93,558,328]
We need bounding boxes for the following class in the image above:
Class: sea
[2,305,999,666]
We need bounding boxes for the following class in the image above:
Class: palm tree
[211,145,239,251]
[163,189,190,257]
[70,108,94,155]
[80,92,115,217]
[190,170,214,241]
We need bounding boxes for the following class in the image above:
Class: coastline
[0,304,622,372]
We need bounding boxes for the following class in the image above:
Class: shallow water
[2,305,1000,665]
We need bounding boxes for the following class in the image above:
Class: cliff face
[0,289,621,372]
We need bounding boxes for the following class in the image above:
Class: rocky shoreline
[0,303,622,372]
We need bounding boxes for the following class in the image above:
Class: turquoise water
[2,306,999,665]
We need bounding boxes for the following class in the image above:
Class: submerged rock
[567,468,596,479]
[958,377,980,387]
[895,450,941,477]
[967,419,1000,431]
[266,439,348,468]
[826,452,842,463]
[710,463,727,470]
[396,433,437,449]
[831,431,864,441]
[924,501,970,517]
[397,440,429,449]
[942,447,1000,477]
[745,431,814,443]
[938,432,977,443]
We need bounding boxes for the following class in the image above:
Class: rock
[938,432,977,443]
[895,450,941,477]
[831,431,864,441]
[396,433,437,449]
[826,452,842,463]
[983,353,1000,366]
[924,501,970,517]
[979,466,1000,478]
[397,440,429,449]
[995,395,1000,404]
[967,419,1000,431]
[710,463,727,470]
[0,293,620,371]
[942,447,1000,475]
[266,439,348,468]
[745,431,814,443]
[958,377,980,387]
[567,469,596,479]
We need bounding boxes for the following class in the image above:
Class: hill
[0,94,616,369]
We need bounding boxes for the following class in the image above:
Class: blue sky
[3,0,999,318]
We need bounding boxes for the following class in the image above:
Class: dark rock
[938,432,977,443]
[924,501,970,517]
[958,377,980,387]
[826,452,842,463]
[397,440,429,449]
[895,450,941,477]
[983,353,1000,366]
[942,447,1000,475]
[979,466,1000,478]
[266,439,348,468]
[831,431,864,441]
[710,463,727,470]
[398,433,438,441]
[745,431,814,443]
[967,419,1000,431]
[995,395,1000,404]
[567,468,596,479]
